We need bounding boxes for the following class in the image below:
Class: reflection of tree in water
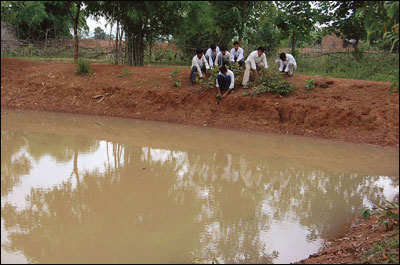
[1,137,398,264]
[1,131,31,196]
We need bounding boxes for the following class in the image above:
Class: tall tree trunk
[64,1,82,63]
[119,30,124,64]
[73,23,79,63]
[114,21,119,64]
[126,30,144,66]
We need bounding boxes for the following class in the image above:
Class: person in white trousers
[242,46,268,87]
[275,53,297,77]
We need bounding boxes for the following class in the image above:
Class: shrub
[75,58,91,75]
[305,78,315,91]
[196,67,219,91]
[246,69,295,96]
[227,63,244,86]
[119,68,131,77]
[169,68,181,87]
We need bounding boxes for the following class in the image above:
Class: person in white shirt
[216,66,234,98]
[230,41,244,66]
[205,44,220,69]
[275,53,297,77]
[189,48,210,85]
[214,46,231,67]
[242,46,268,87]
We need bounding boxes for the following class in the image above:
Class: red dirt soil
[295,209,399,264]
[1,58,399,147]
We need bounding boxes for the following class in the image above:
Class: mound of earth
[1,58,399,147]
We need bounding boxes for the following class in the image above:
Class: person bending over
[189,48,210,85]
[215,46,231,67]
[242,46,268,87]
[216,66,234,98]
[205,44,220,69]
[275,53,297,77]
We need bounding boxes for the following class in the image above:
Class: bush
[196,67,219,91]
[305,78,315,91]
[75,58,91,75]
[227,63,244,86]
[169,68,181,87]
[246,69,295,96]
[119,68,131,77]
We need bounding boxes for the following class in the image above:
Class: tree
[93,26,106,39]
[173,1,220,56]
[211,1,262,46]
[316,1,367,60]
[1,1,73,42]
[63,1,86,63]
[275,1,318,57]
[244,2,281,52]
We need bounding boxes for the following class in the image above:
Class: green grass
[1,55,108,63]
[296,52,399,82]
[3,50,399,84]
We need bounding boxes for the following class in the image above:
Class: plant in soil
[196,67,219,91]
[119,68,131,77]
[75,58,91,75]
[169,68,181,87]
[305,78,315,91]
[245,69,295,96]
[227,63,244,86]
[359,200,399,263]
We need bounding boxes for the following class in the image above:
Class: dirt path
[1,58,399,147]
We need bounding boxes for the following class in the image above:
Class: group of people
[189,41,297,98]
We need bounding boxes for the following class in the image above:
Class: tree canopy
[1,1,398,64]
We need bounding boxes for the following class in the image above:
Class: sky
[85,15,117,38]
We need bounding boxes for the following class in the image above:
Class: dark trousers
[190,66,206,83]
[205,54,216,68]
[217,74,232,92]
[233,56,244,66]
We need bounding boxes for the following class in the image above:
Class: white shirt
[214,51,231,66]
[205,46,220,68]
[216,69,235,89]
[191,54,210,78]
[245,50,268,70]
[278,53,297,72]
[230,47,244,62]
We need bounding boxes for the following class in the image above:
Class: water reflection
[1,110,399,264]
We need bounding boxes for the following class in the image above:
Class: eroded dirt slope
[1,58,399,147]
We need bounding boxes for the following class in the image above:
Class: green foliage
[169,68,181,87]
[118,68,131,77]
[93,26,106,40]
[75,58,91,75]
[361,230,399,264]
[147,48,189,65]
[305,78,315,92]
[275,1,319,55]
[227,63,244,86]
[23,44,37,57]
[361,207,372,220]
[246,69,295,96]
[196,67,219,91]
[1,1,81,41]
[389,70,399,94]
[297,52,399,82]
[375,201,399,229]
[359,200,399,264]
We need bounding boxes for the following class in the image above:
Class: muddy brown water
[1,109,399,264]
